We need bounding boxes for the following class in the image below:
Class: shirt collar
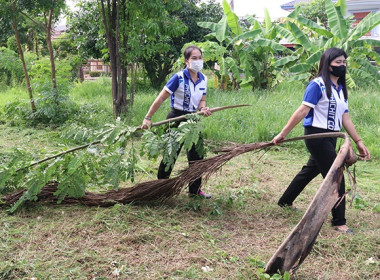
[184,68,205,84]
[332,83,343,92]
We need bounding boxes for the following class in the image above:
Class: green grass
[1,80,379,279]
[0,148,379,279]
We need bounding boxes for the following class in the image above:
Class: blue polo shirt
[164,68,207,112]
[303,77,349,131]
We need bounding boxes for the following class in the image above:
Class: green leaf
[287,5,301,19]
[67,154,85,175]
[44,158,63,182]
[264,8,272,31]
[252,39,290,52]
[178,121,201,151]
[276,24,296,43]
[141,130,161,160]
[225,57,241,82]
[288,73,311,82]
[295,16,333,37]
[222,0,242,36]
[103,154,122,189]
[197,21,218,32]
[289,63,312,73]
[348,12,380,41]
[272,56,298,67]
[161,130,181,172]
[286,22,313,51]
[125,146,138,182]
[350,58,380,85]
[345,72,356,88]
[216,15,228,43]
[228,30,261,46]
[55,172,87,203]
[0,168,15,191]
[326,0,348,39]
[336,0,347,16]
[306,50,323,65]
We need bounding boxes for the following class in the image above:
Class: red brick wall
[353,12,371,36]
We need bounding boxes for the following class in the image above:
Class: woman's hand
[200,107,212,117]
[356,140,370,160]
[272,133,286,145]
[141,118,152,129]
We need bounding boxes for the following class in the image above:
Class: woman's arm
[272,104,311,144]
[141,89,171,129]
[198,95,212,117]
[342,113,370,160]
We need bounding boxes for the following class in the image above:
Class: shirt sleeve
[164,73,179,94]
[302,81,322,108]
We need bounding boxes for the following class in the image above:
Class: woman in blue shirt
[142,45,212,198]
[272,47,370,233]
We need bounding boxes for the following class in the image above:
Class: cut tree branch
[16,104,251,171]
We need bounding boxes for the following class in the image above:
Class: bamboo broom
[1,132,354,207]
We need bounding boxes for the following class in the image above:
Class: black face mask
[330,65,346,78]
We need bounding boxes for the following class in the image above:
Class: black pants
[278,127,346,226]
[157,109,203,194]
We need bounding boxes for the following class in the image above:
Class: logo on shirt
[183,79,191,111]
[327,96,337,130]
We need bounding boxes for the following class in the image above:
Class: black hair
[183,45,202,61]
[317,47,348,99]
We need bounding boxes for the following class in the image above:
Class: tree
[17,0,66,89]
[197,0,290,90]
[142,0,224,89]
[66,1,105,59]
[98,0,187,116]
[296,0,329,28]
[0,0,36,112]
[274,0,380,87]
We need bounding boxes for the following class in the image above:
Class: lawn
[0,80,379,279]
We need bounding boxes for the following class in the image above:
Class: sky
[59,0,291,26]
[214,0,291,20]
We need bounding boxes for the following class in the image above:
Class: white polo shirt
[302,77,349,131]
[164,68,207,113]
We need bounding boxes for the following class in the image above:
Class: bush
[89,71,111,77]
[3,82,79,127]
[0,47,24,87]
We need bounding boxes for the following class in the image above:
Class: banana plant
[197,0,290,90]
[275,0,380,87]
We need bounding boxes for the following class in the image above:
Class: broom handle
[146,104,251,128]
[18,104,251,170]
[280,132,348,143]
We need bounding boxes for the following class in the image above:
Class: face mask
[330,65,346,78]
[189,60,203,73]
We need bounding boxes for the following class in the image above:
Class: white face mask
[189,60,203,73]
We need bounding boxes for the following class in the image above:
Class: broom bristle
[1,142,272,208]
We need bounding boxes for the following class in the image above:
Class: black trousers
[278,126,346,226]
[157,109,203,194]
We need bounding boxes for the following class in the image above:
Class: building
[80,59,111,81]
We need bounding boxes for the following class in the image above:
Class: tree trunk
[265,134,357,274]
[11,4,36,112]
[99,0,128,118]
[46,6,57,89]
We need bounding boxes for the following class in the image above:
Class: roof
[281,0,312,10]
[281,0,380,11]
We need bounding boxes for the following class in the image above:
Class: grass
[0,148,379,279]
[0,79,379,279]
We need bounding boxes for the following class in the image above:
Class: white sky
[60,0,291,26]
[215,0,291,19]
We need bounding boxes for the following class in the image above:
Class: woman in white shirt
[272,47,370,233]
[142,46,212,198]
